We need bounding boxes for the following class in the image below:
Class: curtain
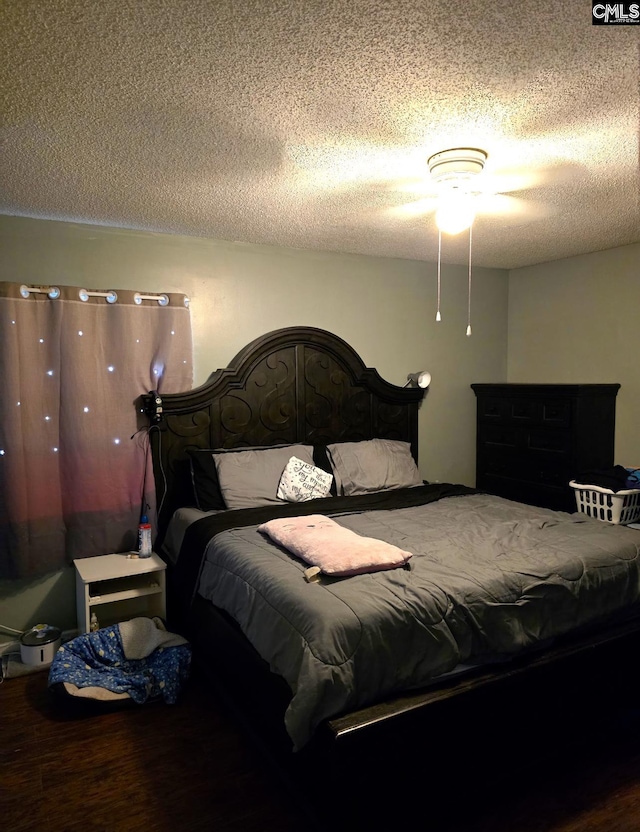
[0,282,193,579]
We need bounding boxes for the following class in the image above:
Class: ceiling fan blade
[288,143,427,191]
[480,161,584,197]
[476,193,555,223]
[479,170,542,196]
[384,196,439,218]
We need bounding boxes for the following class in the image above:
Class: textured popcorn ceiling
[1,0,638,269]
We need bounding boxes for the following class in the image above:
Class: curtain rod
[20,285,60,299]
[134,292,168,306]
[79,289,118,303]
[133,293,191,308]
[18,285,189,307]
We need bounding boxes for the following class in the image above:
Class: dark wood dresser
[471,383,620,512]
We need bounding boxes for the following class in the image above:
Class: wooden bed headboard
[143,326,426,539]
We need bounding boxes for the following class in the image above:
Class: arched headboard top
[144,326,426,537]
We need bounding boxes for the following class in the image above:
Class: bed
[142,325,640,817]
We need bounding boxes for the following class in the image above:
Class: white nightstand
[74,552,167,633]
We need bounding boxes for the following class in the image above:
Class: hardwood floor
[3,665,640,831]
[0,667,308,832]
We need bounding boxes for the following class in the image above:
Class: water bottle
[138,515,152,558]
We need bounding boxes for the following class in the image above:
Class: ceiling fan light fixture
[427,147,488,185]
[429,147,487,234]
[429,148,487,335]
[435,190,477,235]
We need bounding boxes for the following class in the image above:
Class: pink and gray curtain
[0,282,193,579]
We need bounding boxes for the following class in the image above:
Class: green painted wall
[507,243,640,466]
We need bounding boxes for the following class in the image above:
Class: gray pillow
[213,444,315,509]
[326,439,422,496]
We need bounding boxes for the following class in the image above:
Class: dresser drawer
[479,446,571,487]
[527,428,572,454]
[541,399,571,427]
[508,398,542,423]
[479,425,571,455]
[478,397,508,421]
[479,474,573,512]
[478,397,541,423]
[480,425,519,448]
[478,396,570,426]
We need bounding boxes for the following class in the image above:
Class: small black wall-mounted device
[144,390,164,423]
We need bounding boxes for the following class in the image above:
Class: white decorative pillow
[277,456,334,502]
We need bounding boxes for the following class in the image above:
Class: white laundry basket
[570,480,640,525]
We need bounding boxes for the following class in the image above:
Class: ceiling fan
[426,147,488,234]
[288,141,566,334]
[288,140,561,232]
[289,143,552,333]
[385,145,555,232]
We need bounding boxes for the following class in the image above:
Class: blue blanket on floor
[48,623,191,704]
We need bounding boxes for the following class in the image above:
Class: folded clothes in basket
[626,468,640,488]
[575,466,640,492]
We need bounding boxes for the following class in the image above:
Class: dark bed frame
[143,326,640,825]
[145,325,424,544]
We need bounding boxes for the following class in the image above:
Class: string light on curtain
[427,148,487,336]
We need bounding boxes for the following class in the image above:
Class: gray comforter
[196,492,640,749]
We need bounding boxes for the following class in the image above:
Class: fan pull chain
[435,230,442,322]
[466,225,473,337]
